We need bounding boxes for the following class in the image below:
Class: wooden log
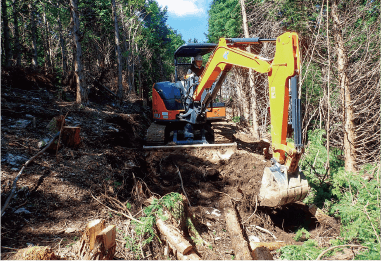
[309,204,339,229]
[224,207,252,260]
[176,249,201,260]
[249,241,288,251]
[156,216,193,255]
[251,246,274,260]
[62,126,81,148]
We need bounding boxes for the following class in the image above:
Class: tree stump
[77,219,116,260]
[62,126,81,148]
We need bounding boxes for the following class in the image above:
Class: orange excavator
[144,32,309,207]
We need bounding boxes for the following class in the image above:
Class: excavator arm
[189,32,303,173]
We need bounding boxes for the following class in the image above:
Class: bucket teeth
[259,165,309,207]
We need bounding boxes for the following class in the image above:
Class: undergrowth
[125,192,183,259]
[280,129,381,260]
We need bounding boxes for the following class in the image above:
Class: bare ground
[1,68,339,260]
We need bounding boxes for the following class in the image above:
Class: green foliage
[294,227,310,242]
[280,239,321,260]
[207,0,242,43]
[300,129,344,207]
[280,129,381,260]
[232,116,241,123]
[126,192,183,257]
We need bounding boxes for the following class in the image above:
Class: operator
[189,54,204,77]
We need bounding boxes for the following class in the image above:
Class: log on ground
[224,207,252,260]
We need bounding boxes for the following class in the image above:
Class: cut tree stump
[224,207,253,260]
[77,219,116,260]
[61,126,81,148]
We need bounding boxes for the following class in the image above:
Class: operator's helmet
[194,54,203,69]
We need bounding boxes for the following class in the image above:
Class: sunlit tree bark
[111,0,123,105]
[2,0,12,67]
[70,0,87,104]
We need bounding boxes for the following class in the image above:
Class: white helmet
[195,54,202,61]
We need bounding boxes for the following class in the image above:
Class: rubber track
[146,123,166,145]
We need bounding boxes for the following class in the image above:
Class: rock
[11,119,31,129]
[6,153,28,166]
[38,138,50,148]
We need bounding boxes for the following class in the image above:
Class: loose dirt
[1,68,338,260]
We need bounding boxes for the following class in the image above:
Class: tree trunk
[12,0,21,66]
[57,5,67,77]
[2,0,12,67]
[240,0,260,138]
[29,3,38,68]
[331,0,356,172]
[111,0,123,106]
[70,0,87,104]
[42,10,53,70]
[118,1,133,93]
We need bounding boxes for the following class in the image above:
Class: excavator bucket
[259,160,309,207]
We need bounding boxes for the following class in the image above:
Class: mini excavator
[144,32,309,207]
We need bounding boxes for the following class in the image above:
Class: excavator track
[145,123,166,146]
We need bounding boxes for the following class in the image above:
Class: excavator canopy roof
[174,43,217,58]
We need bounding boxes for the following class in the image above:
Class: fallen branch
[175,165,191,207]
[91,193,143,224]
[249,225,277,240]
[316,244,368,260]
[1,131,60,216]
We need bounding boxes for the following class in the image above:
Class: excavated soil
[1,68,339,260]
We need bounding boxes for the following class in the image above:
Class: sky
[155,0,212,43]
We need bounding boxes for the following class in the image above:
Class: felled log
[224,207,252,260]
[249,241,288,251]
[156,213,193,255]
[61,126,81,148]
[145,195,201,259]
[77,219,116,260]
[309,204,339,230]
[249,242,286,260]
